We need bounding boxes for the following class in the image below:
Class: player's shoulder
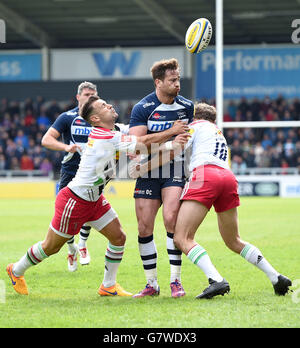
[55,107,79,122]
[60,106,79,117]
[175,95,194,109]
[133,92,159,111]
[130,92,159,127]
[65,106,79,116]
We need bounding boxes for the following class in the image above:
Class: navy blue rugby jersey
[51,106,92,176]
[129,92,194,178]
[129,92,194,134]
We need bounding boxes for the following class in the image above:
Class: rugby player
[173,103,292,298]
[129,58,194,298]
[6,96,189,296]
[42,82,102,271]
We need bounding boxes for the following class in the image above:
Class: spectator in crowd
[9,156,20,170]
[37,107,51,128]
[261,134,273,150]
[1,94,300,175]
[24,109,35,127]
[14,130,29,150]
[231,155,247,175]
[253,141,264,167]
[0,154,6,170]
[40,158,53,176]
[20,152,34,171]
[281,159,289,174]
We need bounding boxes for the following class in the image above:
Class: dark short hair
[150,58,179,81]
[80,95,100,122]
[194,103,216,122]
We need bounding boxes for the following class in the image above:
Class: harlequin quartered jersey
[68,127,136,202]
[185,119,230,172]
[51,105,129,176]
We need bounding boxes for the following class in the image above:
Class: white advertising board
[236,175,300,197]
[51,47,190,80]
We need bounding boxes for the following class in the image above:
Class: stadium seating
[0,95,300,176]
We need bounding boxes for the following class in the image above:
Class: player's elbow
[41,133,49,147]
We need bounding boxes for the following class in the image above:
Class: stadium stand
[1,95,300,177]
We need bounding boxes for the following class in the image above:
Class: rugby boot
[98,283,132,296]
[6,263,28,295]
[273,275,292,296]
[196,278,230,299]
[170,279,186,298]
[132,284,160,298]
[79,247,91,266]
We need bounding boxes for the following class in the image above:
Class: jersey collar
[94,126,113,132]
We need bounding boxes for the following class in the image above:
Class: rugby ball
[185,18,212,54]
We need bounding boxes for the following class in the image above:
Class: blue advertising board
[196,45,300,99]
[0,53,41,81]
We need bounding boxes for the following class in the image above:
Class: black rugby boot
[196,278,230,299]
[273,275,292,296]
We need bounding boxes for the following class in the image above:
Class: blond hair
[194,103,216,122]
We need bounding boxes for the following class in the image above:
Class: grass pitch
[0,196,299,328]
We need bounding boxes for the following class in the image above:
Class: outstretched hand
[65,144,82,153]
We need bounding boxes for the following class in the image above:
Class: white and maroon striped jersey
[68,126,137,201]
[185,119,230,172]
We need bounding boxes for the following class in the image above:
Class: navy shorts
[133,161,186,200]
[134,176,185,200]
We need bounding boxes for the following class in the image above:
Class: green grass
[0,197,300,328]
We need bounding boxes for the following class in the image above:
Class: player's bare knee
[163,213,177,233]
[111,230,126,246]
[137,220,153,237]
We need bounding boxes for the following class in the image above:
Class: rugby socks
[187,244,223,282]
[12,242,49,277]
[240,244,280,284]
[102,242,124,287]
[78,225,91,249]
[166,232,182,282]
[138,235,159,290]
[67,236,77,254]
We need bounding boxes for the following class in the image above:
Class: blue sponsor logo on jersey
[149,121,173,132]
[74,127,91,135]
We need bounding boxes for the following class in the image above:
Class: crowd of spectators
[0,94,300,177]
[0,96,134,178]
[221,95,300,174]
